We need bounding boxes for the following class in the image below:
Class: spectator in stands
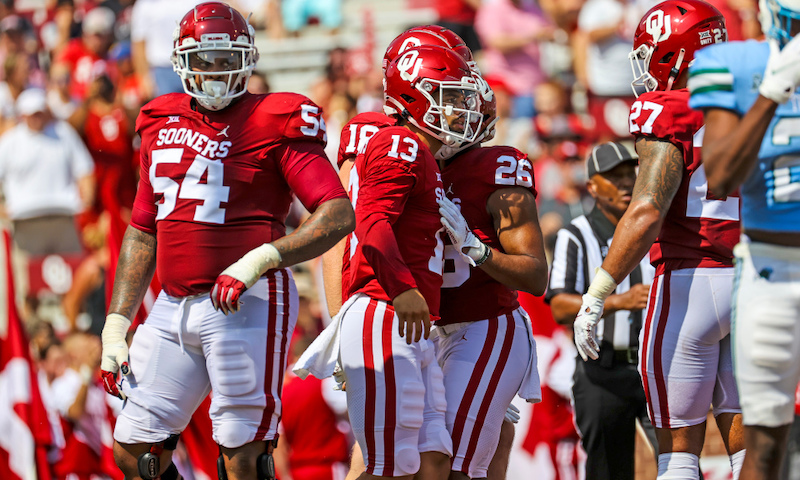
[47,61,79,121]
[0,88,94,256]
[573,0,638,140]
[0,53,33,133]
[130,0,203,99]
[434,0,482,53]
[475,0,555,118]
[247,70,270,94]
[55,6,116,101]
[108,41,144,116]
[281,0,342,35]
[51,332,119,480]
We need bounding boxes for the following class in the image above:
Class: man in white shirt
[0,88,94,255]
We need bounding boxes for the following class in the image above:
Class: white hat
[83,7,115,36]
[16,88,48,116]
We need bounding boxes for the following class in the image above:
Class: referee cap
[586,142,638,178]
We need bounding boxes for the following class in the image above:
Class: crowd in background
[0,0,765,479]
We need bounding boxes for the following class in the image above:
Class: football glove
[100,313,130,400]
[438,197,489,267]
[211,243,281,315]
[760,36,800,104]
[574,294,603,361]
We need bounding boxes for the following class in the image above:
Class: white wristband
[586,267,617,301]
[221,243,282,289]
[103,313,131,344]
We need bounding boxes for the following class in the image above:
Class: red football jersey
[337,112,398,303]
[336,112,397,167]
[629,89,739,275]
[346,126,445,314]
[131,92,347,297]
[439,146,537,324]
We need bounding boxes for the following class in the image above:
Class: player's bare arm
[701,99,778,197]
[107,226,157,318]
[272,197,355,268]
[479,187,548,295]
[601,137,683,283]
[321,159,354,317]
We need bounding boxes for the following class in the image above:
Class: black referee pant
[572,347,655,480]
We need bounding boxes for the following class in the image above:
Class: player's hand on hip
[438,196,489,267]
[393,288,432,345]
[100,313,131,400]
[760,36,800,104]
[210,243,282,315]
[574,293,603,361]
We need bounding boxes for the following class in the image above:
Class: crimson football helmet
[172,2,258,110]
[385,45,482,160]
[383,25,495,148]
[629,0,726,95]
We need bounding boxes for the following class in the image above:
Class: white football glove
[504,403,521,424]
[438,197,489,267]
[759,36,800,104]
[574,294,603,361]
[100,313,131,399]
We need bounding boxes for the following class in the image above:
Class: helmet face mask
[629,0,726,96]
[760,0,800,47]
[172,2,258,111]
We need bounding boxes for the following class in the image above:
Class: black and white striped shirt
[546,207,655,351]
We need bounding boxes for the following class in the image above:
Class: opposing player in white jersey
[98,3,354,480]
[575,1,745,478]
[688,1,800,478]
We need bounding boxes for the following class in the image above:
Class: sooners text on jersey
[439,145,537,324]
[629,88,739,275]
[346,126,445,314]
[131,92,346,297]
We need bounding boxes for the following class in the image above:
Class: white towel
[293,294,359,380]
[517,308,542,404]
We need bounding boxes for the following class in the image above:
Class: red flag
[0,229,53,480]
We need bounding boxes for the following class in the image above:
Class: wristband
[473,244,491,266]
[586,267,617,301]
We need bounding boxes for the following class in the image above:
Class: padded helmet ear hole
[424,113,436,123]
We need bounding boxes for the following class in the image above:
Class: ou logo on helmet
[646,9,672,43]
[397,50,423,82]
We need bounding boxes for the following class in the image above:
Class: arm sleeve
[130,149,157,233]
[277,141,348,212]
[355,155,418,299]
[688,45,738,112]
[545,228,584,303]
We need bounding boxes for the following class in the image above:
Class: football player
[688,0,800,478]
[575,1,746,478]
[99,3,355,480]
[337,44,483,480]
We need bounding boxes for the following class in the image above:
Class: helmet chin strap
[666,48,686,91]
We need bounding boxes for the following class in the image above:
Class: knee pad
[136,434,180,480]
[394,443,421,477]
[217,440,278,480]
[256,450,276,480]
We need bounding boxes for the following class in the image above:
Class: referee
[546,142,657,480]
